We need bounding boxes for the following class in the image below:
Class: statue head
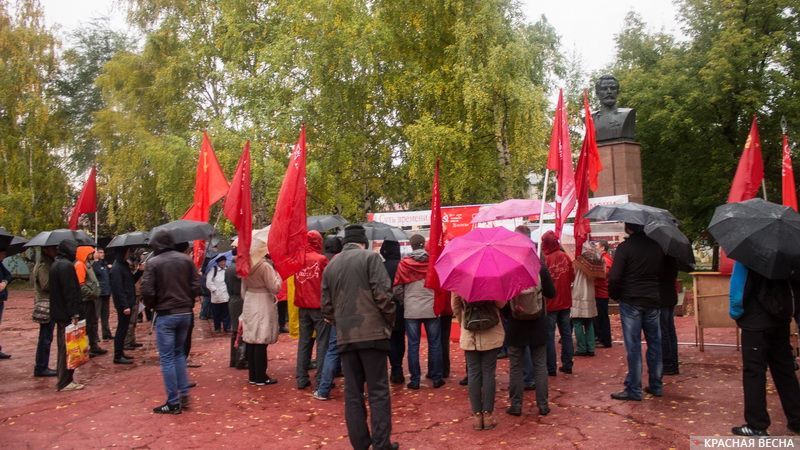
[595,75,620,109]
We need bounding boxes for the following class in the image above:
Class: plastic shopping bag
[65,320,90,369]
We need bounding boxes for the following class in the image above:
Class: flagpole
[536,168,550,248]
[94,212,98,245]
[762,180,768,201]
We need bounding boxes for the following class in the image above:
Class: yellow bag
[65,320,90,369]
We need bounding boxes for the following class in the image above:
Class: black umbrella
[2,236,29,257]
[359,221,409,241]
[107,231,150,248]
[708,198,800,280]
[151,220,214,244]
[24,229,95,247]
[0,228,13,249]
[307,215,348,232]
[644,221,695,271]
[584,202,678,226]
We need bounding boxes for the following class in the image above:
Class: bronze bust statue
[592,75,636,143]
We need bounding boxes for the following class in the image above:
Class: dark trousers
[184,313,194,357]
[34,321,55,374]
[56,323,74,390]
[228,295,245,367]
[546,309,574,372]
[389,304,405,378]
[340,348,392,450]
[509,344,548,409]
[80,301,100,349]
[660,306,679,372]
[124,301,139,346]
[246,343,268,383]
[741,326,800,431]
[97,295,111,338]
[437,315,452,378]
[278,300,288,327]
[296,308,331,387]
[465,348,500,413]
[114,309,131,359]
[211,302,230,331]
[594,298,612,347]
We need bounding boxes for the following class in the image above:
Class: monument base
[594,140,643,204]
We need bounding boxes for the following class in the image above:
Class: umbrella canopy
[434,227,540,302]
[471,199,556,224]
[708,198,800,280]
[24,229,94,247]
[584,202,678,226]
[150,220,214,244]
[644,221,695,271]
[0,228,13,249]
[250,226,270,267]
[2,236,29,257]
[354,221,409,241]
[106,231,150,248]
[307,214,348,232]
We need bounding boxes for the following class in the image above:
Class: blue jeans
[155,313,192,405]
[405,318,443,384]
[34,321,56,374]
[547,310,574,373]
[619,302,663,398]
[317,326,341,397]
[200,295,212,319]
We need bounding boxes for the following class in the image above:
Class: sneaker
[610,390,642,401]
[312,390,330,401]
[153,403,181,415]
[61,382,85,391]
[731,425,768,436]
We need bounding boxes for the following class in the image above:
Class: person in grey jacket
[321,225,398,450]
[92,248,113,340]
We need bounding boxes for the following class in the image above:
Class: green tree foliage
[0,0,68,234]
[612,1,800,240]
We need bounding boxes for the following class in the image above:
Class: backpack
[510,286,544,320]
[463,300,500,331]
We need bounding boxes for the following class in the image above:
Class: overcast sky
[39,0,680,73]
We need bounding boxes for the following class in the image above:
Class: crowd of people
[1,219,799,448]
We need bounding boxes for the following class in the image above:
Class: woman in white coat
[239,228,282,385]
[206,256,231,332]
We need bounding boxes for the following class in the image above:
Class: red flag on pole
[424,160,450,316]
[546,89,576,239]
[573,91,597,258]
[727,116,764,203]
[68,165,97,230]
[268,125,308,280]
[183,131,230,267]
[782,133,797,212]
[223,141,253,277]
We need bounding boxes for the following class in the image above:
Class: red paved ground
[1,288,798,449]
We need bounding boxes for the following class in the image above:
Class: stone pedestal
[594,140,643,204]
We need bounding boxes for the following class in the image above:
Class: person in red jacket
[294,230,330,390]
[593,241,614,348]
[541,231,576,376]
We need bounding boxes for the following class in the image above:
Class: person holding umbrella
[110,248,139,365]
[708,198,800,436]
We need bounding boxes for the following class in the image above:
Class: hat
[343,225,369,246]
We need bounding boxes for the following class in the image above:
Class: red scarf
[393,256,428,286]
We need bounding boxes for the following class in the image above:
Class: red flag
[546,89,576,239]
[573,92,597,258]
[424,160,450,316]
[68,165,97,230]
[268,126,308,279]
[183,131,230,267]
[727,116,764,203]
[223,141,253,277]
[782,133,797,212]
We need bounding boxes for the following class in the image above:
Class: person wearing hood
[206,256,231,332]
[32,245,58,377]
[141,231,201,414]
[608,223,665,401]
[295,230,331,390]
[110,247,139,365]
[324,235,343,261]
[541,231,576,376]
[393,234,445,390]
[380,240,405,385]
[49,239,84,391]
[75,246,107,356]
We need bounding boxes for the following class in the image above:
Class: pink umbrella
[471,199,555,224]
[434,227,540,302]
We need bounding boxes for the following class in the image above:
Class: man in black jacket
[608,223,664,401]
[110,247,138,364]
[49,239,84,391]
[141,230,201,414]
[732,268,800,436]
